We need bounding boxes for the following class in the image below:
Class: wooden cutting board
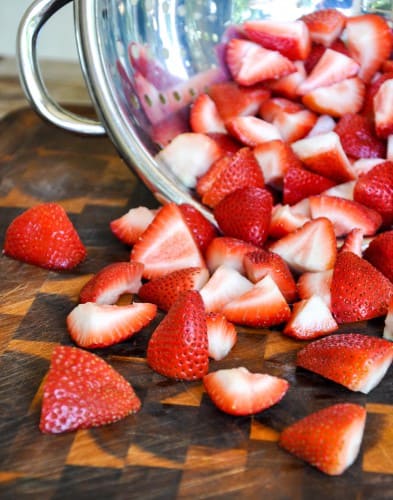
[0,107,392,499]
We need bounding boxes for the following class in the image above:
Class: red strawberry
[146,290,209,380]
[67,301,157,348]
[269,204,310,240]
[137,266,209,312]
[40,345,141,433]
[79,262,144,305]
[279,403,366,475]
[266,61,307,100]
[205,237,259,274]
[384,297,393,340]
[340,228,364,257]
[226,38,296,86]
[353,162,393,227]
[259,97,304,122]
[363,230,393,283]
[296,269,333,308]
[373,80,393,138]
[203,367,289,416]
[206,312,237,361]
[222,275,291,328]
[304,39,349,74]
[190,93,226,134]
[346,13,393,83]
[283,295,338,340]
[243,249,297,303]
[3,202,86,270]
[361,71,393,120]
[243,19,311,60]
[178,203,218,254]
[110,206,156,246]
[330,251,393,323]
[283,166,336,206]
[272,109,318,143]
[214,187,273,247]
[296,333,393,393]
[196,154,232,199]
[130,203,206,280]
[301,8,346,47]
[225,116,281,147]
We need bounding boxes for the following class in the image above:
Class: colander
[17,0,393,221]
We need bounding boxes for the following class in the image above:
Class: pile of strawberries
[3,8,393,477]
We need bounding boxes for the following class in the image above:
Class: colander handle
[17,0,105,135]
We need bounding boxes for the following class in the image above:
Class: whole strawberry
[3,202,86,270]
[214,186,273,247]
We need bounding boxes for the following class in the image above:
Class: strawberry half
[40,345,141,433]
[206,312,237,361]
[203,367,289,416]
[67,301,157,349]
[283,166,336,206]
[296,333,393,393]
[296,269,333,308]
[190,93,226,134]
[225,116,282,147]
[301,8,346,47]
[269,204,310,240]
[178,203,218,255]
[3,202,86,271]
[110,206,156,246]
[146,290,209,380]
[205,237,259,274]
[279,403,366,475]
[374,79,393,139]
[363,230,393,283]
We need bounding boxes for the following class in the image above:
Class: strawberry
[291,131,356,183]
[272,109,318,143]
[196,154,232,198]
[301,8,346,47]
[200,265,253,313]
[363,230,393,283]
[189,93,226,134]
[206,132,242,156]
[361,71,393,120]
[283,166,336,206]
[352,158,386,178]
[304,39,349,74]
[279,403,366,475]
[243,19,311,60]
[283,295,338,340]
[321,180,356,200]
[269,204,310,240]
[330,251,393,323]
[79,262,144,305]
[346,13,393,83]
[3,202,86,271]
[266,61,307,100]
[306,114,336,137]
[146,290,209,380]
[213,187,273,247]
[137,266,209,312]
[40,345,141,433]
[205,237,259,274]
[296,269,333,308]
[269,218,337,274]
[178,203,218,254]
[296,333,393,393]
[110,206,156,246]
[353,162,393,227]
[374,79,393,139]
[67,301,157,348]
[243,249,297,303]
[339,228,364,257]
[383,297,393,340]
[206,312,237,361]
[130,203,206,280]
[309,195,383,237]
[226,38,296,86]
[203,367,289,416]
[302,77,366,117]
[201,147,265,208]
[225,116,282,147]
[222,274,291,328]
[259,97,304,122]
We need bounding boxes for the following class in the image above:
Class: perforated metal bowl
[17,0,393,220]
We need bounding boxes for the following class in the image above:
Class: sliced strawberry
[222,274,291,328]
[190,93,226,134]
[79,262,144,305]
[346,13,393,83]
[309,195,382,237]
[291,131,356,183]
[200,265,253,313]
[363,230,393,283]
[383,297,393,340]
[321,180,356,200]
[243,249,297,303]
[330,251,393,323]
[206,312,237,361]
[283,166,336,205]
[205,237,259,274]
[178,203,218,254]
[196,154,232,198]
[243,19,311,60]
[214,187,273,247]
[266,60,307,100]
[361,71,393,120]
[296,269,333,308]
[259,97,304,122]
[226,38,296,86]
[3,202,86,271]
[272,109,318,143]
[137,266,209,312]
[40,345,141,433]
[269,218,337,273]
[306,114,336,137]
[283,295,338,340]
[269,204,310,239]
[110,206,156,246]
[146,290,209,380]
[279,403,366,475]
[304,39,350,74]
[66,302,157,349]
[130,203,206,280]
[203,367,289,416]
[226,116,282,147]
[339,228,364,257]
[297,333,393,393]
[302,76,365,117]
[301,8,346,47]
[374,79,393,139]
